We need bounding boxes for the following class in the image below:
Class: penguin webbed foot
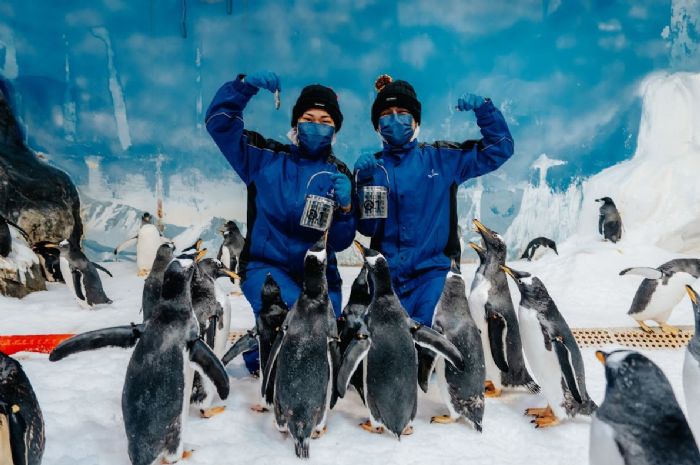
[359,420,384,434]
[658,321,680,335]
[250,404,269,413]
[637,321,654,334]
[199,406,226,418]
[311,425,328,439]
[484,380,502,398]
[430,415,455,424]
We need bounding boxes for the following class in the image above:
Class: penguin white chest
[59,257,74,294]
[589,415,625,465]
[468,275,490,328]
[683,350,700,442]
[221,247,231,270]
[518,307,565,417]
[634,273,697,322]
[136,225,162,272]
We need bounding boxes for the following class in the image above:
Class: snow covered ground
[1,245,695,465]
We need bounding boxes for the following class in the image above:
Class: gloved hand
[353,153,383,175]
[457,93,485,112]
[331,173,352,210]
[244,71,280,94]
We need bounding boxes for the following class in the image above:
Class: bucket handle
[354,164,390,193]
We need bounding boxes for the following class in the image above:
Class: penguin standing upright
[420,261,485,431]
[337,264,372,402]
[222,273,289,411]
[262,235,339,458]
[502,266,596,428]
[469,220,538,396]
[337,242,464,439]
[56,239,113,308]
[595,197,622,243]
[32,241,64,282]
[590,350,700,465]
[683,285,700,442]
[114,212,166,277]
[0,351,45,465]
[189,256,238,417]
[0,215,30,258]
[520,237,558,262]
[620,259,700,334]
[50,255,230,465]
[141,242,175,321]
[217,220,245,274]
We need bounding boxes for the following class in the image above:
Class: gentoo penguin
[336,242,464,438]
[50,255,230,465]
[502,266,596,427]
[262,235,339,458]
[590,350,700,465]
[189,257,238,417]
[469,220,538,397]
[141,242,175,321]
[217,220,245,274]
[683,285,700,442]
[0,351,45,465]
[0,215,30,258]
[222,273,289,411]
[419,261,485,431]
[595,197,622,243]
[114,212,165,277]
[620,258,700,334]
[337,264,372,402]
[56,239,113,308]
[32,241,64,282]
[520,237,558,262]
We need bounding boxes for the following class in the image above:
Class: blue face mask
[297,122,335,157]
[378,113,415,147]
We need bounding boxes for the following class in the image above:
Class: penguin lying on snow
[0,351,45,465]
[502,266,596,428]
[590,350,700,465]
[190,256,238,418]
[55,240,113,308]
[683,285,700,442]
[0,215,31,258]
[50,254,230,465]
[620,258,700,334]
[419,261,485,431]
[217,220,245,275]
[114,212,167,277]
[261,234,340,459]
[222,273,289,412]
[520,236,558,261]
[595,197,622,243]
[32,241,64,282]
[141,242,175,321]
[469,220,538,397]
[336,242,464,439]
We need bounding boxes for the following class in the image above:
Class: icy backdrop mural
[0,0,698,260]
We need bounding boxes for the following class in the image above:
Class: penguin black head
[161,257,197,301]
[303,233,328,296]
[501,266,549,308]
[261,273,285,306]
[141,212,153,224]
[595,197,615,206]
[354,240,394,295]
[220,220,241,236]
[348,264,372,306]
[197,257,239,281]
[472,219,506,257]
[468,241,487,264]
[181,238,204,255]
[595,350,676,404]
[0,350,21,385]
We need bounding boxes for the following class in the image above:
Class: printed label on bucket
[300,194,335,231]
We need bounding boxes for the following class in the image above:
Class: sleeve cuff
[473,98,496,118]
[233,74,260,97]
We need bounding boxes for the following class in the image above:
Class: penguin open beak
[686,285,698,305]
[222,269,240,280]
[195,239,203,251]
[500,265,515,278]
[195,248,208,262]
[42,243,59,249]
[353,240,366,257]
[472,219,490,236]
[468,242,484,252]
[595,351,607,364]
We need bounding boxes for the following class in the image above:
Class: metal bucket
[359,185,388,219]
[300,194,335,231]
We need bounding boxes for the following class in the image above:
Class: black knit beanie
[291,84,343,131]
[371,75,421,129]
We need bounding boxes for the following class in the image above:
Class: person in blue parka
[206,71,356,373]
[355,75,514,326]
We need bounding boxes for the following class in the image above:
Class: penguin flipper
[551,337,583,404]
[113,236,137,255]
[411,322,465,371]
[618,267,663,280]
[262,331,284,399]
[49,324,144,361]
[221,330,258,366]
[485,308,509,373]
[189,339,230,400]
[0,402,28,465]
[92,263,113,278]
[417,347,438,393]
[72,270,86,302]
[329,337,342,409]
[337,335,370,398]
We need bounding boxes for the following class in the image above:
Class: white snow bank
[0,226,40,285]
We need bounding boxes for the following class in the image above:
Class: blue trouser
[394,274,446,326]
[240,263,342,373]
